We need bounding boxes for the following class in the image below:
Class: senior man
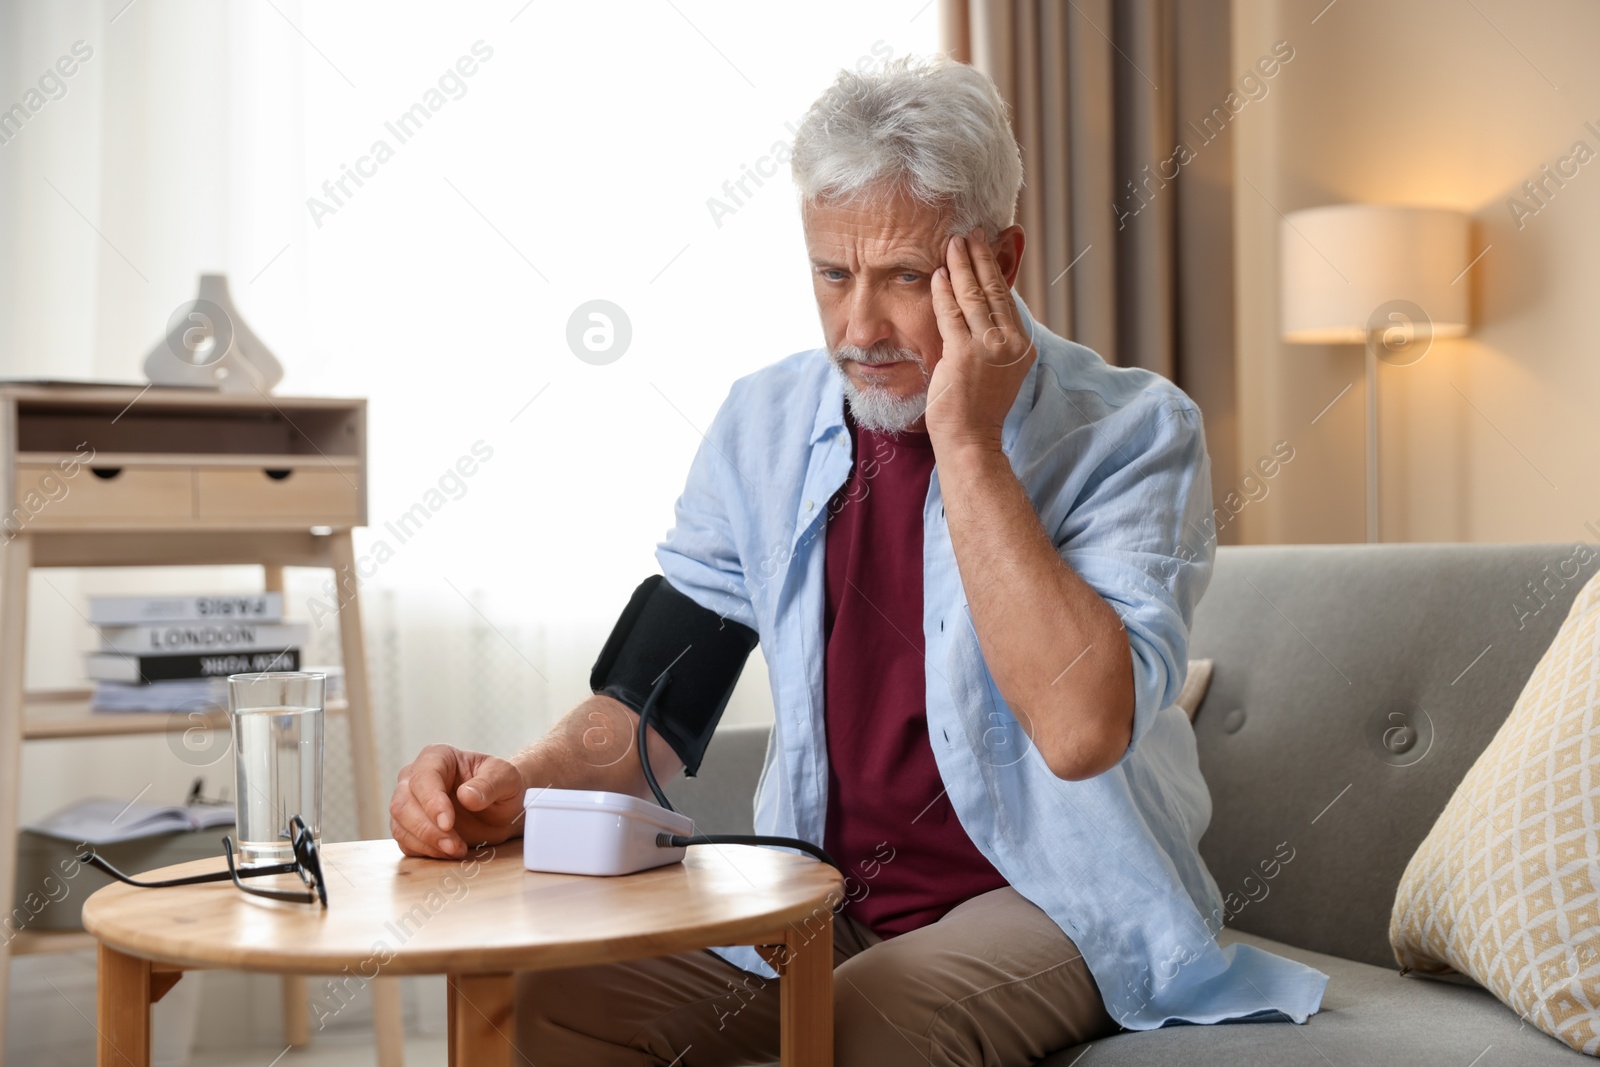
[390,54,1328,1065]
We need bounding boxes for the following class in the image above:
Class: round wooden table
[81,838,843,1066]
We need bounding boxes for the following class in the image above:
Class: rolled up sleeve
[1054,400,1215,768]
[653,388,758,632]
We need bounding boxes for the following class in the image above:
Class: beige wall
[1230,0,1600,545]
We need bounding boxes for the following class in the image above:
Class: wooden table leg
[372,977,406,1066]
[447,973,515,1067]
[446,977,458,1067]
[97,945,151,1067]
[282,976,310,1045]
[0,532,31,1064]
[780,913,834,1066]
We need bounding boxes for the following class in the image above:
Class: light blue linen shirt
[654,290,1330,1030]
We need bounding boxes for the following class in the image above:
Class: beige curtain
[942,0,1239,529]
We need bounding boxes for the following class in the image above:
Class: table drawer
[15,464,193,526]
[196,467,360,523]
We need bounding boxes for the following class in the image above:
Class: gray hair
[789,53,1024,238]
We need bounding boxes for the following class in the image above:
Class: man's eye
[821,269,847,282]
[899,273,922,283]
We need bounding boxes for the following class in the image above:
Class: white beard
[827,342,930,435]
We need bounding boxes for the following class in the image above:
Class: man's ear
[994,225,1026,289]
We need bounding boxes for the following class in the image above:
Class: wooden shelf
[30,529,342,569]
[0,385,362,411]
[22,689,350,741]
[0,384,399,1065]
[16,452,360,470]
[9,930,97,957]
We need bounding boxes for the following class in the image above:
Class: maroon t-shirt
[822,407,1010,938]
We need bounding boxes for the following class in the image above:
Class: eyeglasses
[80,814,328,907]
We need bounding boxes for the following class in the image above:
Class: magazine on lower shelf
[25,796,235,845]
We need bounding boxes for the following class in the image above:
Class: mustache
[831,343,924,368]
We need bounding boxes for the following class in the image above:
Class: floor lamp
[1279,204,1472,543]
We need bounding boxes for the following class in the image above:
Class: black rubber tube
[636,672,675,812]
[638,671,838,869]
[656,832,840,870]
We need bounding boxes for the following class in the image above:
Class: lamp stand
[1363,330,1380,543]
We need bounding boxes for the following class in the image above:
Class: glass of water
[228,672,325,866]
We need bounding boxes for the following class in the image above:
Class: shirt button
[805,500,814,511]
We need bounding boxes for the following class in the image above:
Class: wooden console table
[0,383,402,1066]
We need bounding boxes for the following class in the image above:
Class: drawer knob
[90,467,123,481]
[264,468,293,481]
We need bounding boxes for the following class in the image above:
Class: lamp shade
[1279,204,1471,344]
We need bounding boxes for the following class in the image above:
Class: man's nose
[843,285,892,351]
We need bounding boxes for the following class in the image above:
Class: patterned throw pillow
[1389,567,1600,1055]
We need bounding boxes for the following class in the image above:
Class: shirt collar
[809,287,1043,453]
[810,353,846,446]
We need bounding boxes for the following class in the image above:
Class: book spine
[87,593,285,626]
[98,622,310,654]
[91,648,301,683]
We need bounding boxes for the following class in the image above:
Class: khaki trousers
[513,885,1122,1066]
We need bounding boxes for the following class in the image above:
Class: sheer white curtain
[1,0,940,838]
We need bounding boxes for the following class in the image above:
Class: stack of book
[87,593,307,712]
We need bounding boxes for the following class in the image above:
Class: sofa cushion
[1038,928,1589,1065]
[1177,658,1213,722]
[1187,543,1600,971]
[1389,563,1600,1056]
[662,722,769,836]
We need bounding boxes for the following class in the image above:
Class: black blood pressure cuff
[590,575,759,777]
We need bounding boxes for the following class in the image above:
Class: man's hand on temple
[925,224,1036,456]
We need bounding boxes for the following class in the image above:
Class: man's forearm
[509,694,686,801]
[937,443,1135,780]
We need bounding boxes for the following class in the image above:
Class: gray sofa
[665,542,1599,1065]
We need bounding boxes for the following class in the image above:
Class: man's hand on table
[390,743,525,859]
